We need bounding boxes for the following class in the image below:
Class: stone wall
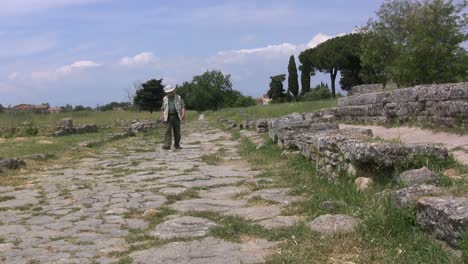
[334,82,468,127]
[267,113,448,180]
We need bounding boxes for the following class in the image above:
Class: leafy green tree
[267,74,286,100]
[301,34,363,96]
[298,53,314,95]
[287,55,299,98]
[176,70,253,111]
[0,104,4,112]
[61,104,73,112]
[303,39,340,97]
[98,102,131,111]
[338,34,364,91]
[362,0,468,86]
[73,105,91,112]
[133,79,165,113]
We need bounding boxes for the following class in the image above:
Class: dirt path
[0,119,303,264]
[340,124,468,165]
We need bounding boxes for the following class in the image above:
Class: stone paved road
[0,119,303,264]
[340,124,468,166]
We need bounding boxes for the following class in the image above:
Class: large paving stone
[174,177,245,188]
[159,187,188,195]
[309,214,360,236]
[258,216,305,229]
[129,237,276,264]
[246,188,304,205]
[171,199,248,212]
[416,196,468,247]
[226,206,282,221]
[150,216,217,239]
[199,186,250,200]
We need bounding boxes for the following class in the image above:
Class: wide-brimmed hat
[164,85,175,93]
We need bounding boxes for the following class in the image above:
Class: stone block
[351,84,384,95]
[397,167,438,186]
[395,184,443,208]
[416,196,468,247]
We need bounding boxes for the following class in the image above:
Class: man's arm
[181,97,186,120]
[161,97,166,122]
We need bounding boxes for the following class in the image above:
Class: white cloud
[306,33,342,49]
[119,52,157,66]
[0,0,106,17]
[30,60,100,81]
[212,33,343,65]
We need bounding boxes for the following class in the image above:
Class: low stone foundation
[267,113,447,180]
[53,118,98,136]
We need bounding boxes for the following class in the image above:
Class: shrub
[301,86,331,101]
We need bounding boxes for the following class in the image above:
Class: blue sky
[0,0,385,107]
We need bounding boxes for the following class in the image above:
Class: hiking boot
[162,145,170,150]
[174,145,182,150]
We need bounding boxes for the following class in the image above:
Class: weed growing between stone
[238,138,463,263]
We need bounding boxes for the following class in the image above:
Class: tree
[298,53,314,95]
[98,102,131,111]
[301,38,341,97]
[300,33,364,95]
[73,105,91,112]
[61,104,73,112]
[133,79,165,113]
[287,55,299,98]
[267,74,286,100]
[338,34,364,91]
[176,70,252,111]
[361,0,468,86]
[0,104,4,112]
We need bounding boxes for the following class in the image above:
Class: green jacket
[162,94,184,121]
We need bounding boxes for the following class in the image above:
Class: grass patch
[188,210,313,244]
[200,147,228,165]
[165,189,200,204]
[0,195,15,202]
[113,256,133,264]
[204,99,337,122]
[201,153,221,165]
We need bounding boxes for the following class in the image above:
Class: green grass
[0,110,198,136]
[236,138,463,263]
[0,110,198,159]
[204,99,337,122]
[0,131,110,158]
[0,196,15,202]
[165,189,200,204]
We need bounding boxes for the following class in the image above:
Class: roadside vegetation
[204,99,337,122]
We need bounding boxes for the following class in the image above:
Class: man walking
[161,85,185,150]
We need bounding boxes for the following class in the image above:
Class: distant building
[12,104,33,111]
[12,104,50,113]
[48,107,62,114]
[255,98,264,105]
[261,94,271,105]
[32,104,49,113]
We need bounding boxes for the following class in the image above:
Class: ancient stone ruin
[0,158,26,171]
[220,82,468,249]
[334,82,468,127]
[53,118,98,136]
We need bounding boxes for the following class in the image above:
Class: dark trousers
[164,114,181,147]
